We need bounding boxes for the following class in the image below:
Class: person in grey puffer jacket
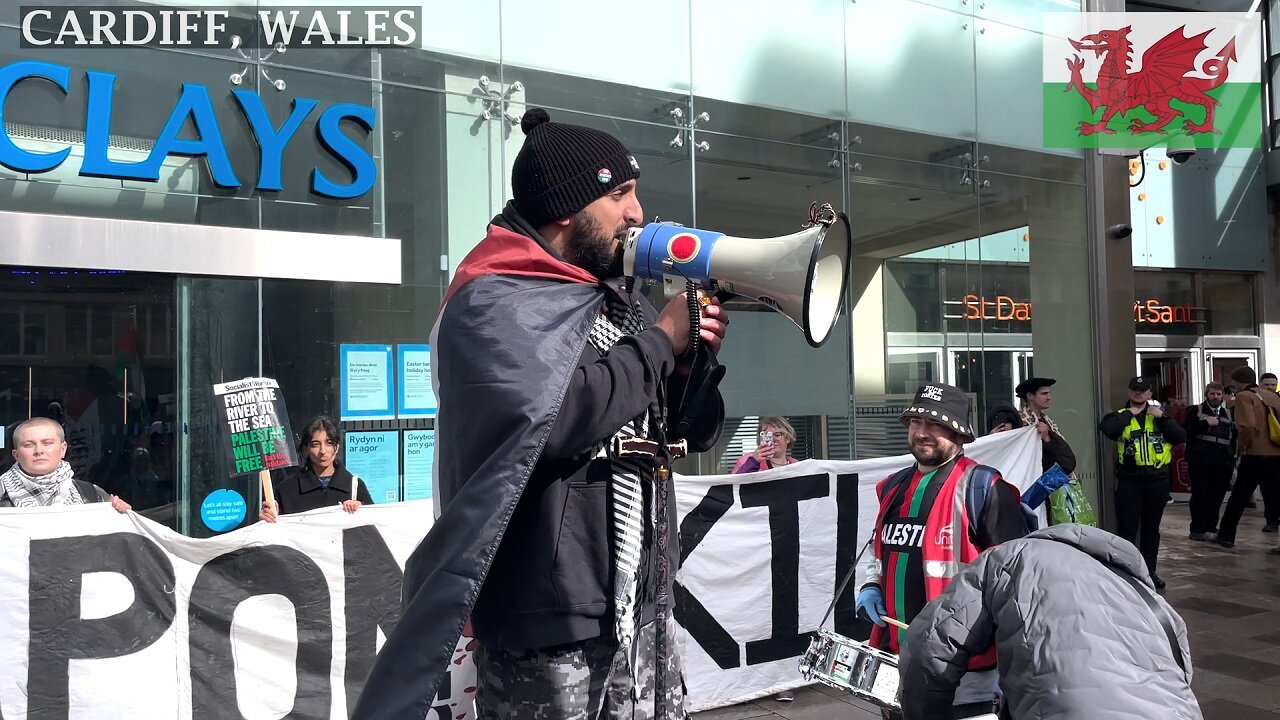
[897,524,1201,720]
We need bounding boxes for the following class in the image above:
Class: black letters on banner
[740,474,829,665]
[832,473,866,640]
[674,484,739,669]
[188,546,331,720]
[343,525,404,716]
[676,471,859,669]
[28,533,176,720]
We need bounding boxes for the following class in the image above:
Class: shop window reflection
[885,262,942,333]
[1134,270,1198,337]
[1202,273,1254,336]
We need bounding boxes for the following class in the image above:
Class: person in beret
[856,382,1030,720]
[1015,377,1076,475]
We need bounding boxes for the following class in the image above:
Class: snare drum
[798,628,901,709]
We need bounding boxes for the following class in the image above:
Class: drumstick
[883,616,909,631]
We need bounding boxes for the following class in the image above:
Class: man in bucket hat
[856,382,1030,720]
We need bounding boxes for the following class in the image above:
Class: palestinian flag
[1042,12,1262,149]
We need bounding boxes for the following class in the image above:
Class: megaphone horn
[623,203,852,348]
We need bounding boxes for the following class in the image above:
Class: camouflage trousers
[475,615,686,720]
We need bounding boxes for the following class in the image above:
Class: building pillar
[1081,150,1137,531]
[1028,183,1109,521]
[850,256,886,396]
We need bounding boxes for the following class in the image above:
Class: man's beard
[566,210,627,280]
[909,438,953,466]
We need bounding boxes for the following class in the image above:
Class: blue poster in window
[344,431,400,503]
[340,344,395,420]
[397,344,436,419]
[403,429,435,501]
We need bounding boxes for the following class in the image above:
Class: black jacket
[270,462,373,515]
[1182,402,1235,466]
[472,287,722,650]
[1099,404,1187,480]
[352,206,725,720]
[1042,429,1077,475]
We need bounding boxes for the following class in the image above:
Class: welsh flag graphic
[1042,12,1262,149]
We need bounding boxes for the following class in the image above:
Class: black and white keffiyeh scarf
[586,289,655,653]
[0,460,81,507]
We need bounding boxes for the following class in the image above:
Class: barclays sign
[0,60,376,199]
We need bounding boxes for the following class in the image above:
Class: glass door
[1136,350,1201,421]
[1138,350,1200,501]
[1205,350,1258,389]
[951,349,1017,431]
[1013,350,1034,392]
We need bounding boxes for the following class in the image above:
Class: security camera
[1107,223,1133,240]
[1165,147,1196,165]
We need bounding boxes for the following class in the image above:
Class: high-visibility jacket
[1115,408,1173,469]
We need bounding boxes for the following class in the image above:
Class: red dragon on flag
[1064,25,1237,136]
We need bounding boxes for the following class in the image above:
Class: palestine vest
[869,454,998,671]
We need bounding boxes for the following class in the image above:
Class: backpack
[1248,390,1280,446]
[1265,408,1280,446]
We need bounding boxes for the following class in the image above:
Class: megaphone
[623,203,852,348]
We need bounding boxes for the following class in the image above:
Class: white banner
[0,428,1038,718]
[0,500,477,720]
[674,427,1042,711]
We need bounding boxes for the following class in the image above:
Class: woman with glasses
[733,416,799,474]
[260,414,374,522]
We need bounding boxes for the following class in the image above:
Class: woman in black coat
[259,415,374,521]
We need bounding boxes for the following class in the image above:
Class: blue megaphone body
[621,207,851,347]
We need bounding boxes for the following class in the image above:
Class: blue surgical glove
[855,585,887,628]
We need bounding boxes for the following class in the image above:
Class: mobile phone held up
[760,431,774,448]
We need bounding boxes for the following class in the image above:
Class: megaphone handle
[684,278,701,358]
[673,343,725,438]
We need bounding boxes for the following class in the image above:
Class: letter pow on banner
[0,502,476,720]
[673,426,1042,711]
[213,377,299,476]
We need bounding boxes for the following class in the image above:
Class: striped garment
[585,290,653,652]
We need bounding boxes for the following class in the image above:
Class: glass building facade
[0,0,1269,535]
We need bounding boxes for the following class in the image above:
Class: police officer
[1182,382,1234,541]
[1099,376,1187,589]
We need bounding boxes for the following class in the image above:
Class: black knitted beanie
[511,108,640,227]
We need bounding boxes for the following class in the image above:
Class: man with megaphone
[352,108,729,720]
